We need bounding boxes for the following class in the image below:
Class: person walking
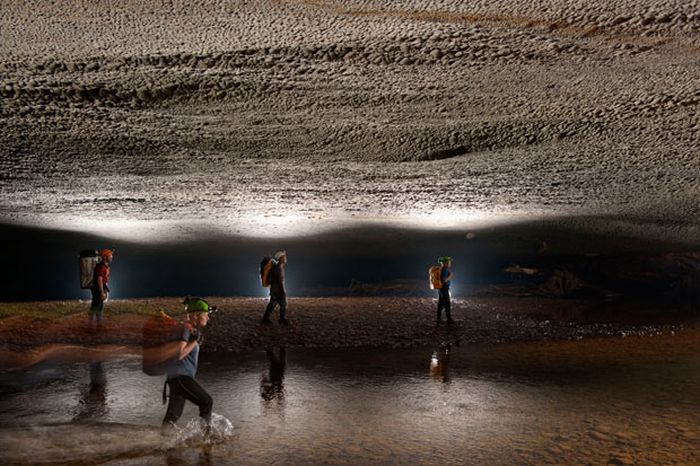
[162,297,216,431]
[262,250,289,325]
[436,256,454,324]
[89,249,113,332]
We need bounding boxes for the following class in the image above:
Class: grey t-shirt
[166,325,199,379]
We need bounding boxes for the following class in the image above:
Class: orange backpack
[260,257,276,287]
[428,265,443,290]
[142,311,181,376]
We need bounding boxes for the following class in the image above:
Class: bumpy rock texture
[0,0,698,242]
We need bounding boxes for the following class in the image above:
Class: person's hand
[101,292,107,301]
[188,330,203,345]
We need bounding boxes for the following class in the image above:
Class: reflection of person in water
[260,347,286,402]
[74,361,108,420]
[429,343,451,383]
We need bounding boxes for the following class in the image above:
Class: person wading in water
[162,297,216,432]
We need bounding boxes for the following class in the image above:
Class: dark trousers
[263,292,287,322]
[437,287,452,322]
[163,376,213,425]
[89,289,104,330]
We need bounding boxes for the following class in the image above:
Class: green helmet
[439,256,452,264]
[182,297,216,314]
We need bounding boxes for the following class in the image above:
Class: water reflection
[0,343,132,372]
[260,347,286,409]
[429,339,459,384]
[1,335,698,465]
[74,361,108,421]
[165,443,212,466]
[429,344,450,383]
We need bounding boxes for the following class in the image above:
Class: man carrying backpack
[89,249,113,332]
[162,297,216,431]
[261,250,290,325]
[437,256,454,324]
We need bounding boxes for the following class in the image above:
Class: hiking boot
[261,318,272,325]
[279,318,290,326]
[436,319,443,325]
[447,319,456,325]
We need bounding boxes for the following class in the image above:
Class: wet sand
[0,296,696,355]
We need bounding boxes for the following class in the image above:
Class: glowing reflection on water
[0,337,698,465]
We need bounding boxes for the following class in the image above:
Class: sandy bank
[0,297,695,355]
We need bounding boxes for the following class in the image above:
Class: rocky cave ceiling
[0,0,698,245]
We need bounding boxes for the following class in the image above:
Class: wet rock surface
[0,1,699,242]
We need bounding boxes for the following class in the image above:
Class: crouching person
[162,297,216,431]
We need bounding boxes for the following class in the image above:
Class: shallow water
[0,334,698,465]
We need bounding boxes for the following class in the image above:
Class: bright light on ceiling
[4,207,532,243]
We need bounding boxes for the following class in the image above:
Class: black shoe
[261,318,271,325]
[279,318,290,326]
[447,319,455,325]
[436,319,443,325]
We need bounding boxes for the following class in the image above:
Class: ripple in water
[173,413,235,445]
[0,335,698,465]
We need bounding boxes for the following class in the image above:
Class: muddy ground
[0,296,695,358]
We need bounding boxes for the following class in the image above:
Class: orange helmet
[99,249,113,259]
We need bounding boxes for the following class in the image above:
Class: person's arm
[97,275,107,301]
[176,324,199,360]
[441,267,453,284]
[176,339,199,360]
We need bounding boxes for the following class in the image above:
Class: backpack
[428,265,443,290]
[260,257,276,287]
[79,250,99,289]
[142,311,182,376]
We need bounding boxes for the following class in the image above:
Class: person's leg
[89,291,103,331]
[436,290,444,323]
[277,294,288,324]
[95,300,104,330]
[163,379,187,426]
[262,296,277,323]
[279,347,286,368]
[176,376,213,424]
[444,288,453,323]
